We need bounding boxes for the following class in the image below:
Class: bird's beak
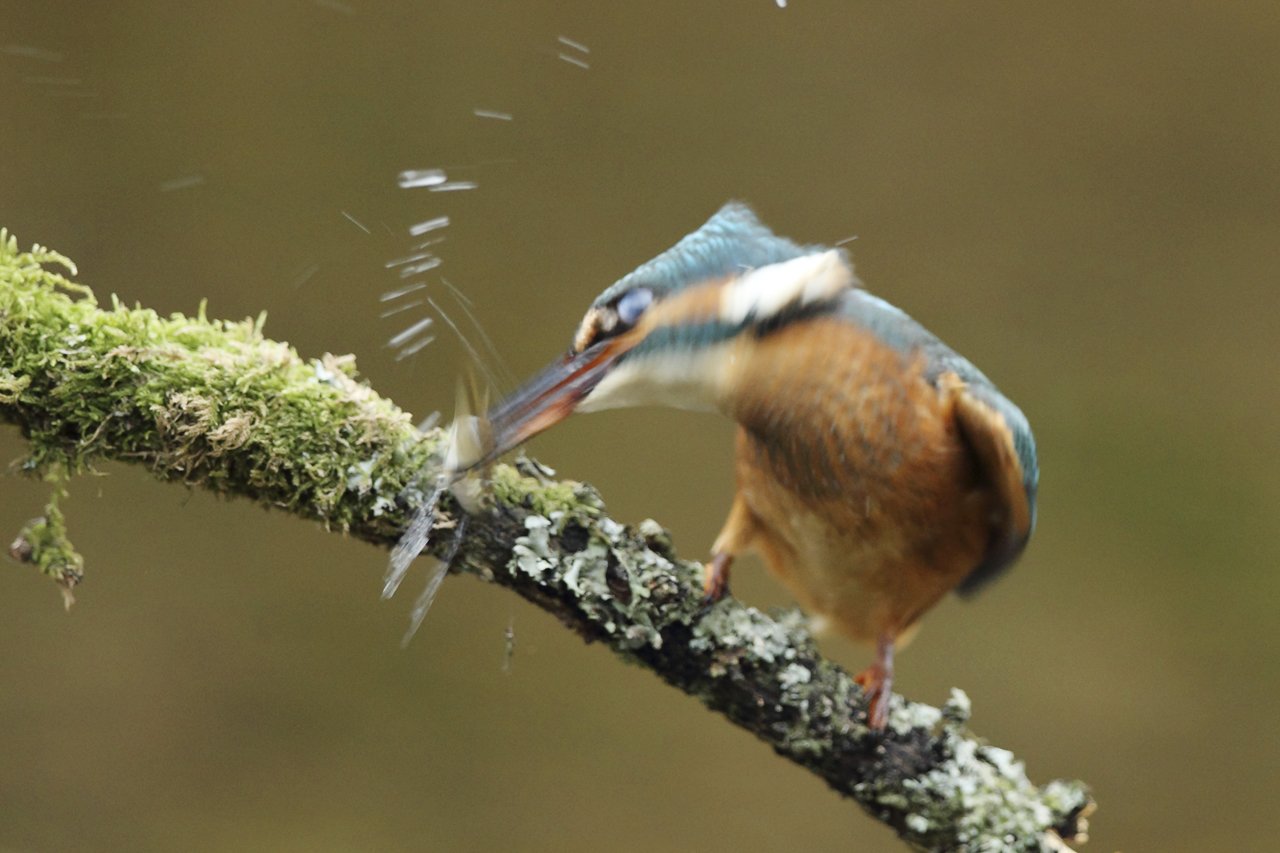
[453,338,626,472]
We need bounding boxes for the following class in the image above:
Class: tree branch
[0,230,1093,851]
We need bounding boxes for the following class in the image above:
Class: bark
[0,230,1092,851]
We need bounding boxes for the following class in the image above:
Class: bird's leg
[703,493,757,606]
[702,551,734,604]
[854,633,896,731]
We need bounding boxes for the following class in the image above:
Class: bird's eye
[615,288,654,327]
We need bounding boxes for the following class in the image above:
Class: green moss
[8,488,84,609]
[0,229,435,534]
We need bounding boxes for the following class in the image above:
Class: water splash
[398,169,447,189]
[557,35,590,54]
[501,618,516,673]
[387,316,435,349]
[383,480,446,600]
[440,279,516,391]
[413,235,447,251]
[557,52,590,70]
[380,281,428,302]
[385,251,437,269]
[428,181,477,193]
[378,299,424,319]
[289,262,320,289]
[341,210,372,234]
[385,421,488,639]
[409,216,450,237]
[397,258,442,277]
[2,44,65,62]
[401,515,469,647]
[393,334,436,361]
[428,296,503,393]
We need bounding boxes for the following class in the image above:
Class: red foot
[855,635,896,731]
[855,666,891,730]
[701,552,733,606]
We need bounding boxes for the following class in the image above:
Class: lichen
[690,603,799,675]
[889,696,942,734]
[503,506,671,651]
[905,813,932,835]
[511,515,556,580]
[854,702,1091,851]
[779,662,812,690]
[942,687,972,726]
[488,463,604,519]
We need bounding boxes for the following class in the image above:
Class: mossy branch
[0,230,1093,852]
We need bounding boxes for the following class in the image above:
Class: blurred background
[2,2,1277,850]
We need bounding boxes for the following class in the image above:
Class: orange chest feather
[719,318,992,637]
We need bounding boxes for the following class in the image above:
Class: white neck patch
[576,341,732,415]
[719,249,855,326]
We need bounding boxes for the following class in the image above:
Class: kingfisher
[460,202,1037,729]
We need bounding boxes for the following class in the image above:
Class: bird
[458,202,1038,729]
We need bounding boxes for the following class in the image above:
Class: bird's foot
[855,634,896,731]
[700,551,733,609]
[854,664,891,731]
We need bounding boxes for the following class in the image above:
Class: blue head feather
[591,202,830,308]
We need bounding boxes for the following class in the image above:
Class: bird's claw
[698,551,732,615]
[855,637,896,732]
[696,586,729,619]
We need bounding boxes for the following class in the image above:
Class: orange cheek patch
[635,278,733,336]
[572,307,611,354]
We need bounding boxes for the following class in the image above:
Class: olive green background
[3,2,1277,851]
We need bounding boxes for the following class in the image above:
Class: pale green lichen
[903,737,1051,848]
[889,695,943,734]
[505,506,670,651]
[855,706,1089,851]
[345,459,383,505]
[942,687,973,726]
[778,662,812,691]
[690,603,799,675]
[559,538,595,595]
[511,515,556,580]
[489,464,603,520]
[1040,779,1092,825]
[904,813,932,835]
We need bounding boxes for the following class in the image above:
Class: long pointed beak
[453,338,625,472]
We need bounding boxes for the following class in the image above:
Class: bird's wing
[837,289,1038,596]
[943,375,1037,597]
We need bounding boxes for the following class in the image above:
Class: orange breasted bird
[463,202,1037,729]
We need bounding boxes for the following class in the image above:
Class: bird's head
[458,202,858,470]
